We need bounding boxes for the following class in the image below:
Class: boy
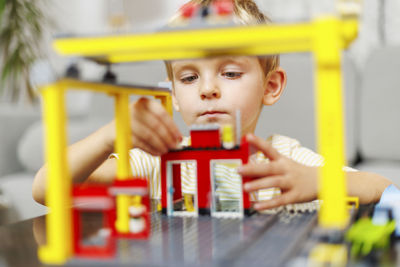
[33,0,391,211]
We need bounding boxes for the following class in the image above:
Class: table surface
[0,208,397,267]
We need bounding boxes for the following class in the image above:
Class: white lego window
[210,160,243,218]
[166,160,198,217]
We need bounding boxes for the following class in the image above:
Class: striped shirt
[121,134,355,201]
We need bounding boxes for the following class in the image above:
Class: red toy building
[71,179,150,259]
[161,124,252,218]
[72,185,116,258]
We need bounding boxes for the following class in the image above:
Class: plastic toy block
[346,196,359,209]
[309,243,347,266]
[73,184,110,198]
[345,216,396,257]
[221,124,234,149]
[373,185,400,237]
[190,124,221,148]
[109,179,151,239]
[72,185,116,259]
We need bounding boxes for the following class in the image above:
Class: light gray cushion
[256,53,358,163]
[0,105,41,177]
[360,46,400,160]
[17,118,110,173]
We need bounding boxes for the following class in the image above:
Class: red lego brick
[190,124,221,148]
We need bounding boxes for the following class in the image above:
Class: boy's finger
[134,98,182,143]
[131,121,169,154]
[133,103,179,149]
[137,112,177,149]
[238,162,282,178]
[246,134,280,161]
[243,175,285,192]
[253,192,295,210]
[146,99,182,141]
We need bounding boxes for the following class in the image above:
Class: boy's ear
[263,67,287,106]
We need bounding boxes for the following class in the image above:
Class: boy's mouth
[200,110,227,117]
[198,110,229,122]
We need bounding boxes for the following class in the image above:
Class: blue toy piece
[373,184,400,237]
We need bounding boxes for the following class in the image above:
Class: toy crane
[37,75,172,263]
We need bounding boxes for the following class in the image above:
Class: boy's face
[171,56,285,136]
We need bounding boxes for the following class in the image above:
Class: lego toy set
[161,120,254,218]
[33,1,400,266]
[65,109,255,259]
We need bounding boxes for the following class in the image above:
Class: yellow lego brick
[38,83,73,264]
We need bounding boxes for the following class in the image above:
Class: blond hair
[165,0,280,81]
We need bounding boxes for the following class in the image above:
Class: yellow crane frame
[38,78,172,264]
[38,16,358,264]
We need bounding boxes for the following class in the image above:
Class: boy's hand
[239,134,318,211]
[129,97,182,156]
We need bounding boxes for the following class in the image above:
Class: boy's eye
[223,72,242,79]
[180,75,198,83]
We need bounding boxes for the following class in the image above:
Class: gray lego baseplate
[1,204,399,266]
[68,209,318,267]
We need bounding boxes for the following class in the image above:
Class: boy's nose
[200,85,221,100]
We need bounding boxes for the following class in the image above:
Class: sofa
[354,46,400,187]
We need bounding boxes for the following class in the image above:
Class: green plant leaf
[0,0,6,20]
[0,0,48,102]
